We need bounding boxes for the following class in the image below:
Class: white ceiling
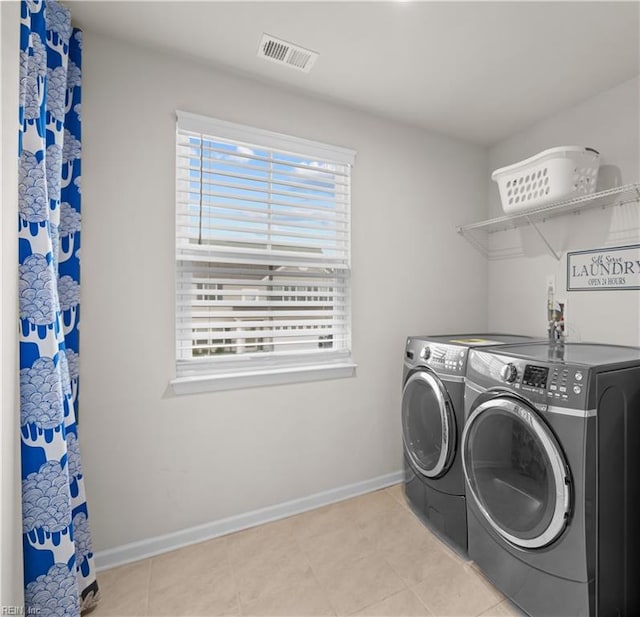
[69,1,640,146]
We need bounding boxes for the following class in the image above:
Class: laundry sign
[567,244,640,291]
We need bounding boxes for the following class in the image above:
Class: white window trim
[173,112,357,395]
[170,362,357,395]
[176,111,356,165]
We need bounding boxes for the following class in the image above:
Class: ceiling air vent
[257,33,318,73]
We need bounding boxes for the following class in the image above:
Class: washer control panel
[519,363,587,407]
[467,350,590,410]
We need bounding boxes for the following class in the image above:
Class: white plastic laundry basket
[492,146,600,214]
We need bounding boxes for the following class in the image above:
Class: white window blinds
[175,112,355,379]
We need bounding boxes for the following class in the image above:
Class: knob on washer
[501,363,517,383]
[420,346,431,360]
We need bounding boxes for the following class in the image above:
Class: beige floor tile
[90,560,151,617]
[357,504,418,542]
[232,541,315,604]
[289,500,359,545]
[313,551,406,616]
[348,489,404,525]
[88,489,515,617]
[385,536,456,587]
[384,484,411,511]
[367,508,435,560]
[352,588,433,617]
[241,575,335,616]
[148,549,238,616]
[411,558,503,617]
[298,520,376,571]
[150,536,229,584]
[477,600,524,617]
[226,518,295,566]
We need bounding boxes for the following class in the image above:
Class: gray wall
[486,76,640,344]
[1,0,24,608]
[80,32,489,553]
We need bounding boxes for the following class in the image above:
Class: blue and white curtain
[19,0,99,613]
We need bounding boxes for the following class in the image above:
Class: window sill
[170,362,357,395]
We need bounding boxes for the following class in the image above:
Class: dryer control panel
[405,339,467,376]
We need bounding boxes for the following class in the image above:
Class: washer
[402,333,535,555]
[462,341,640,616]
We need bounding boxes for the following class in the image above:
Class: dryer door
[462,396,571,549]
[402,370,456,479]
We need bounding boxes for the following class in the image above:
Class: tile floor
[90,484,522,617]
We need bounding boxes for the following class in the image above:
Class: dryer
[462,342,640,616]
[402,333,535,555]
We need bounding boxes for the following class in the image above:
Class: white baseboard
[94,470,404,572]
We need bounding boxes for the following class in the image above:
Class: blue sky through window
[185,136,346,252]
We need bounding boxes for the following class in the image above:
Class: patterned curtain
[18,0,99,613]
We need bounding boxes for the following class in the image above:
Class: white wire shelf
[457,183,640,259]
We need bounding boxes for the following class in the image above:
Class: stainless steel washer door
[402,370,456,479]
[462,397,571,549]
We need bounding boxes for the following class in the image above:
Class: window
[172,111,356,393]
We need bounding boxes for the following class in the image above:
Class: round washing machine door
[401,369,456,479]
[462,396,571,549]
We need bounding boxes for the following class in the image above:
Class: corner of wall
[484,76,640,343]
